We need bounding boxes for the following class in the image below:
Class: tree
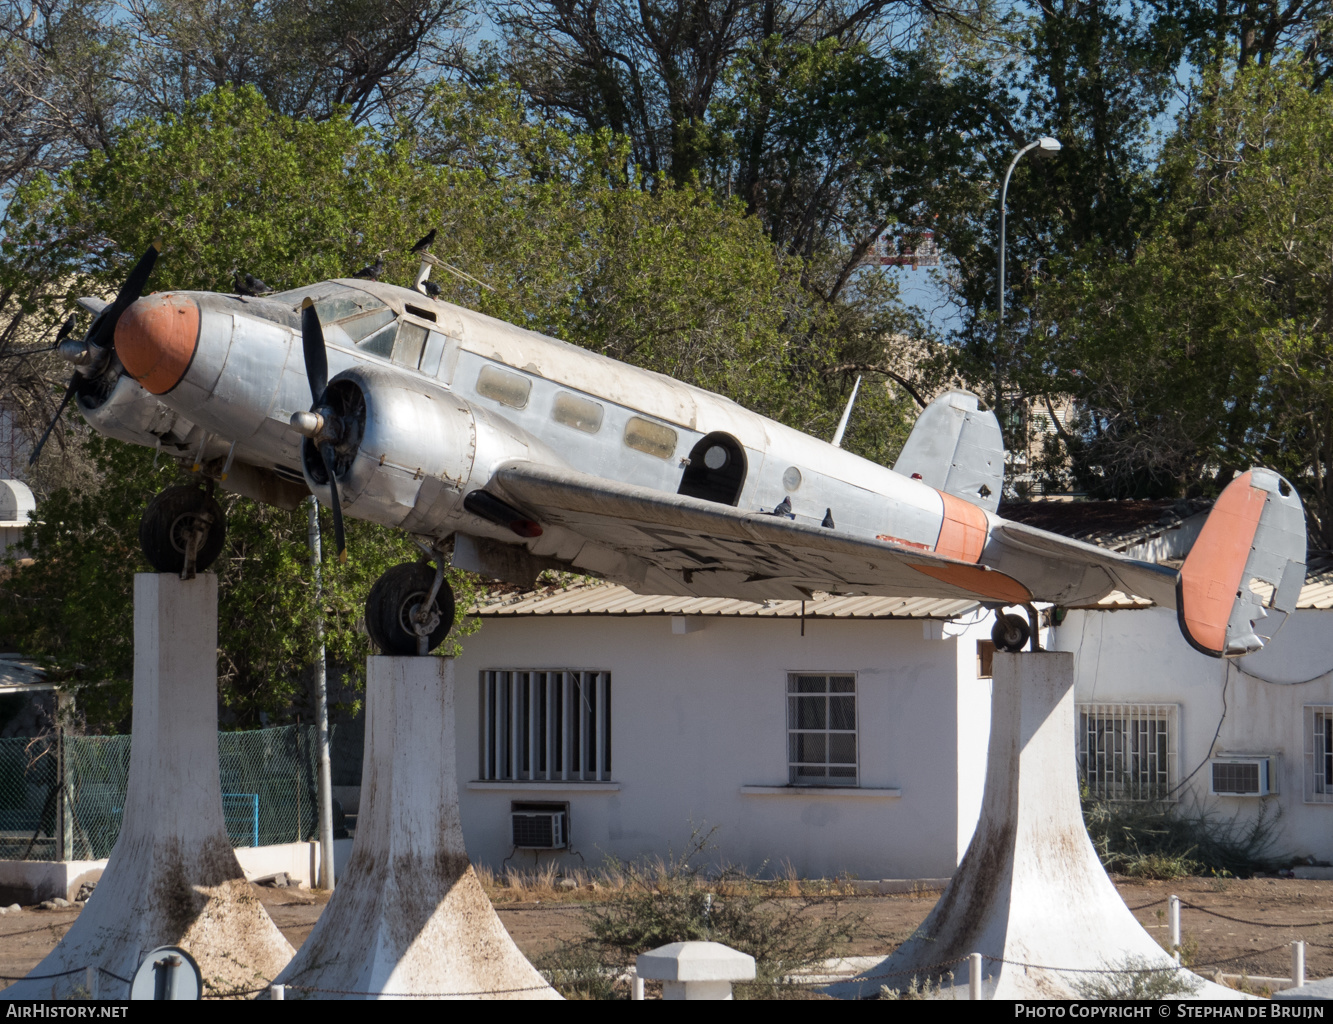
[1026,62,1333,547]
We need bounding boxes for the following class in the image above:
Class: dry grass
[474,858,860,904]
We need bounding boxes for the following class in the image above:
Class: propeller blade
[301,298,328,405]
[318,441,347,563]
[28,376,79,466]
[91,237,162,349]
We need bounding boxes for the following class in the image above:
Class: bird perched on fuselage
[352,256,385,281]
[231,269,273,297]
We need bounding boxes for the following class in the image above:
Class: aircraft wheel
[139,485,226,574]
[991,612,1031,653]
[365,563,455,656]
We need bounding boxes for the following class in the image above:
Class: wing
[488,461,1061,605]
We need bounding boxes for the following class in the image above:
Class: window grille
[788,673,857,786]
[480,671,611,782]
[1076,703,1178,801]
[1304,706,1333,804]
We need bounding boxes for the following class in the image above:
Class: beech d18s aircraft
[36,239,1308,658]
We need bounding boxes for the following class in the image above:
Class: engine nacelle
[76,369,208,456]
[302,364,565,537]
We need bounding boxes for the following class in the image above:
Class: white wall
[453,613,994,880]
[1052,606,1333,861]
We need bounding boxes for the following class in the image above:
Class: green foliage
[1082,794,1286,879]
[1073,956,1203,1000]
[536,827,860,999]
[0,431,479,728]
[1027,60,1333,539]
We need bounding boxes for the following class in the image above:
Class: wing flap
[489,461,1032,604]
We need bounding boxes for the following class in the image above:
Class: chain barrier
[1177,899,1333,929]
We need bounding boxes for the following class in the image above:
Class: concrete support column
[3,574,294,999]
[272,656,559,999]
[829,652,1239,1000]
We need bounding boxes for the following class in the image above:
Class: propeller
[30,239,163,466]
[296,297,347,563]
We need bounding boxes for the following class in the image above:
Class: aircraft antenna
[831,376,862,448]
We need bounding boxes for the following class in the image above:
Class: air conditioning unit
[1210,757,1272,797]
[512,810,567,850]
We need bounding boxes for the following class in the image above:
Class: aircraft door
[678,432,747,506]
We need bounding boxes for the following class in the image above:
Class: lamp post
[997,136,1062,336]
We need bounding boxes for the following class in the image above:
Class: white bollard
[85,965,97,1000]
[631,971,644,1000]
[1169,895,1181,964]
[969,952,982,999]
[270,984,285,1001]
[1293,940,1306,989]
[636,942,756,1000]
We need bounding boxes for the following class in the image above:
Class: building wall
[452,613,994,879]
[1052,606,1333,862]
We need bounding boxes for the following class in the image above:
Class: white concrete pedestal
[3,574,295,999]
[828,652,1239,1000]
[272,656,559,999]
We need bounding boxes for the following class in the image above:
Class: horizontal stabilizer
[893,390,1004,513]
[1178,468,1307,658]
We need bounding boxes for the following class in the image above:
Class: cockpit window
[271,283,388,327]
[343,308,397,343]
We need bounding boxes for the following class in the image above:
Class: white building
[0,480,34,561]
[453,585,998,880]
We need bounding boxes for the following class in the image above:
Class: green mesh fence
[0,725,321,861]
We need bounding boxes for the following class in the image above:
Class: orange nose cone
[115,293,199,395]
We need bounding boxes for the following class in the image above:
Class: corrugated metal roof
[470,581,980,620]
[1001,498,1211,552]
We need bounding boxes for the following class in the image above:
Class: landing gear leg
[365,556,456,656]
[139,483,227,577]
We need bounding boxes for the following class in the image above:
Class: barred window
[788,673,857,786]
[1304,706,1333,803]
[480,670,611,782]
[1077,703,1178,802]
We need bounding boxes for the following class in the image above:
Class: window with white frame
[480,670,611,782]
[1076,703,1178,801]
[1304,706,1333,803]
[788,673,857,786]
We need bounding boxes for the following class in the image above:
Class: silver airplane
[40,241,1308,659]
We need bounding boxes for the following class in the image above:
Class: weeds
[534,826,863,999]
[1082,793,1286,878]
[879,971,955,1000]
[1073,956,1202,1000]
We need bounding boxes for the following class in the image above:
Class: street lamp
[997,136,1061,334]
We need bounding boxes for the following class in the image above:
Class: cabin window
[477,365,531,409]
[678,432,747,505]
[552,392,603,434]
[393,322,429,368]
[623,417,677,460]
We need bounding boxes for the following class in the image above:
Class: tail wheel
[991,612,1031,653]
[139,485,226,574]
[366,563,455,656]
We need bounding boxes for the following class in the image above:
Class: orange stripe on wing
[1178,470,1266,655]
[909,563,1032,603]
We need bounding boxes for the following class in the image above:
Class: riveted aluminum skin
[304,364,570,537]
[76,372,212,457]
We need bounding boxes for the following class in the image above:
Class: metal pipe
[969,952,983,999]
[308,496,336,891]
[1169,894,1181,963]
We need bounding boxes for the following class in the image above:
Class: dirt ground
[0,876,1327,992]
